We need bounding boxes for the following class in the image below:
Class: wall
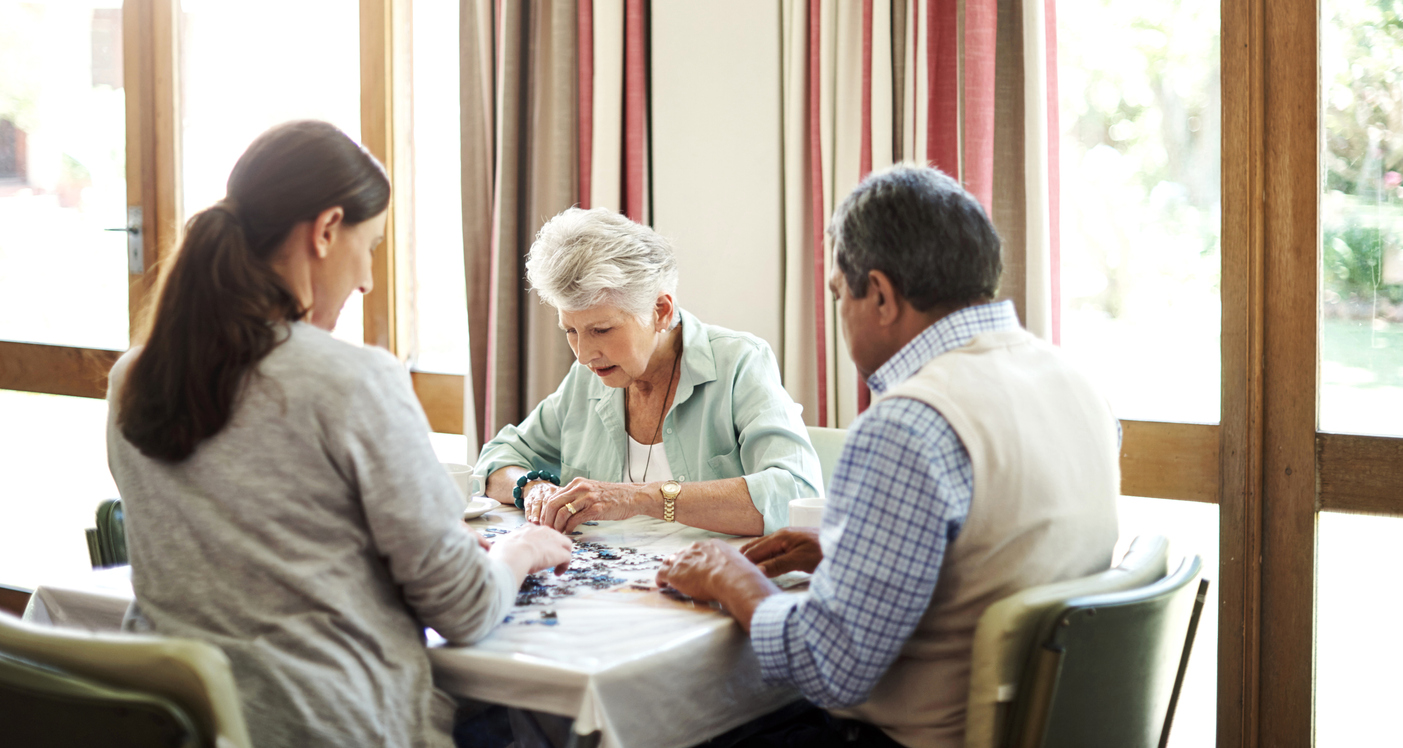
[650,0,786,360]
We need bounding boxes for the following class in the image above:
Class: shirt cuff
[742,469,797,535]
[750,591,804,684]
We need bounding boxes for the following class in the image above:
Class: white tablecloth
[23,506,801,748]
[23,564,134,629]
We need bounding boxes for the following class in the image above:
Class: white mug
[789,497,826,528]
[442,463,487,499]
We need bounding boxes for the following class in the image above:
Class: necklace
[628,351,680,483]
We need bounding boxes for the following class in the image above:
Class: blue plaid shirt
[749,300,1021,708]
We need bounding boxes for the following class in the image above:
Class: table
[23,505,802,748]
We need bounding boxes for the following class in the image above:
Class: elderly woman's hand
[521,481,565,525]
[537,478,644,533]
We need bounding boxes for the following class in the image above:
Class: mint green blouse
[475,310,823,533]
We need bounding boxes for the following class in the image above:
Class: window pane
[1320,0,1403,437]
[0,2,128,350]
[1057,0,1221,424]
[411,0,468,374]
[0,390,118,589]
[1316,511,1403,744]
[179,0,363,346]
[1115,495,1218,748]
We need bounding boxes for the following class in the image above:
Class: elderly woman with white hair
[475,207,822,536]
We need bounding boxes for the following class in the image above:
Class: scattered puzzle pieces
[509,539,665,619]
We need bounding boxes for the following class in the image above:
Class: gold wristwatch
[660,480,682,523]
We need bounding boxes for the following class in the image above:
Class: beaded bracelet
[513,469,561,509]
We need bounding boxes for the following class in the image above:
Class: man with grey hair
[659,165,1119,747]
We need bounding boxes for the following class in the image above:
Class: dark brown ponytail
[119,120,390,462]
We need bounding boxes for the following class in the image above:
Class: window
[0,1,129,351]
[178,0,363,345]
[1057,1,1221,742]
[1058,0,1221,426]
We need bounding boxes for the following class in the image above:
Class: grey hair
[830,163,1002,310]
[526,207,680,325]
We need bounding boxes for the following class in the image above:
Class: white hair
[525,207,679,325]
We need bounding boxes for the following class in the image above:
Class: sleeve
[340,351,517,645]
[729,342,825,533]
[748,399,972,707]
[473,368,574,478]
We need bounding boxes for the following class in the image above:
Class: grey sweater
[106,322,514,748]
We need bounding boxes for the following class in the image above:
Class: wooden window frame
[0,2,1383,745]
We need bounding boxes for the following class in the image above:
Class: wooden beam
[360,0,415,357]
[1256,0,1319,741]
[1119,421,1219,503]
[0,342,122,399]
[1318,433,1403,516]
[1220,0,1266,742]
[412,371,465,435]
[0,341,466,443]
[124,0,182,328]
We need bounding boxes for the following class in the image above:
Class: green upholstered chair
[805,426,848,496]
[0,647,199,747]
[1003,553,1207,748]
[0,611,251,748]
[86,498,128,568]
[965,535,1172,748]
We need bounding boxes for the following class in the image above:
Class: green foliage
[1323,215,1403,305]
[1323,0,1403,199]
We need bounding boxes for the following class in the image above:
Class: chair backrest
[0,611,251,748]
[805,426,848,495]
[0,648,199,747]
[1004,554,1206,748]
[89,498,129,568]
[965,535,1170,748]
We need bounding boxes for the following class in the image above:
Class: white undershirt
[626,435,675,483]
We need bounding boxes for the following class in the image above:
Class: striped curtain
[460,0,651,446]
[460,0,1059,444]
[781,0,1061,427]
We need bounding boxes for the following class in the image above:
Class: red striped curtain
[784,0,1060,427]
[460,0,651,445]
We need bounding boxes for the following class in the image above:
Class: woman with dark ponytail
[106,121,571,748]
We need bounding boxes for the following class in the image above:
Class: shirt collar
[867,300,1021,394]
[587,308,716,402]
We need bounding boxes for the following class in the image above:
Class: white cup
[789,497,826,528]
[442,463,487,499]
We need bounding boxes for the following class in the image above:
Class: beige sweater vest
[832,328,1120,748]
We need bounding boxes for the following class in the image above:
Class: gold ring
[566,502,579,515]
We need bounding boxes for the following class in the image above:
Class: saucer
[463,496,500,520]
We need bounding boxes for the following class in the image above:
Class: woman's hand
[488,524,574,582]
[739,527,824,577]
[521,481,564,524]
[538,478,645,533]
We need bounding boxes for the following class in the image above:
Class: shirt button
[666,428,673,435]
[678,475,686,481]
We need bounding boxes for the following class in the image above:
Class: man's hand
[656,540,780,631]
[740,527,824,577]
